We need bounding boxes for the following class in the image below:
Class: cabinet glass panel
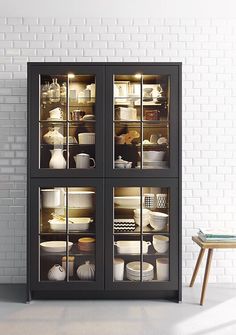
[39,74,96,170]
[113,187,169,282]
[113,74,170,170]
[39,187,96,282]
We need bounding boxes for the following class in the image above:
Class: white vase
[43,127,64,145]
[49,149,66,169]
[48,264,66,281]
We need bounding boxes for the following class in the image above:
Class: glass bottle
[49,78,60,103]
[60,82,67,105]
[41,82,50,107]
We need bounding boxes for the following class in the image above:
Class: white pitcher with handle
[74,153,95,169]
[49,149,66,169]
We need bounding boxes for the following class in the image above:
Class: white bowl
[133,208,150,216]
[78,133,95,144]
[153,235,169,253]
[149,212,168,219]
[114,196,141,208]
[149,219,166,231]
[143,151,165,161]
[126,261,154,281]
[40,241,73,253]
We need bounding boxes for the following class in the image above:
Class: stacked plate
[78,237,96,253]
[149,212,168,231]
[126,261,154,281]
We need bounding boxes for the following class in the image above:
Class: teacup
[49,107,63,120]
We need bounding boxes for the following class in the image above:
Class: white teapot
[43,127,64,145]
[114,156,132,169]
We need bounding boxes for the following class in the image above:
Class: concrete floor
[0,284,235,335]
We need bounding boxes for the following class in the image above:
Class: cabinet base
[30,290,180,302]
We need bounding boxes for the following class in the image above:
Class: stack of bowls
[78,237,96,253]
[133,208,150,227]
[126,261,154,281]
[149,212,168,231]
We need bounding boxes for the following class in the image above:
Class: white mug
[113,258,124,281]
[74,153,96,169]
[49,107,63,120]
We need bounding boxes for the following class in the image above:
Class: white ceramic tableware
[41,188,61,208]
[49,217,93,232]
[149,212,168,231]
[113,258,124,281]
[67,191,95,208]
[78,133,95,144]
[156,194,168,208]
[114,156,132,169]
[144,193,156,209]
[114,196,140,208]
[114,240,151,254]
[153,235,169,253]
[156,258,169,281]
[40,241,73,253]
[143,151,165,161]
[49,107,63,120]
[126,261,154,281]
[48,264,66,281]
[49,149,66,169]
[43,127,64,145]
[116,107,137,121]
[74,153,96,169]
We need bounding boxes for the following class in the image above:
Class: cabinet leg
[190,248,205,287]
[200,249,213,306]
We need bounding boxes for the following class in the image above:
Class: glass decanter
[41,82,50,107]
[49,78,60,103]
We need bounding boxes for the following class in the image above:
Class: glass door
[30,179,104,290]
[106,65,179,178]
[29,65,104,178]
[105,179,179,290]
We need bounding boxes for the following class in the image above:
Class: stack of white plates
[149,212,168,231]
[126,261,154,281]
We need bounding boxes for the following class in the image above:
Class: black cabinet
[27,62,182,301]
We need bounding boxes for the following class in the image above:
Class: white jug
[49,149,66,169]
[73,153,95,169]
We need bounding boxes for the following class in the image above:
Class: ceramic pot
[48,264,66,281]
[77,261,95,280]
[43,127,64,145]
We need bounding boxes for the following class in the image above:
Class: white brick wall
[0,17,236,284]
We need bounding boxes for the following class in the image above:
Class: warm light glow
[68,73,75,79]
[135,73,142,79]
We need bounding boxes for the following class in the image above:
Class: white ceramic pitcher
[49,149,66,169]
[73,153,95,169]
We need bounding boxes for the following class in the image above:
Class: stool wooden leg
[200,248,213,306]
[190,248,205,287]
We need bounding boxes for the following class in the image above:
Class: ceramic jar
[43,127,64,145]
[48,264,66,281]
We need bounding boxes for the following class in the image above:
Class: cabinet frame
[27,62,182,301]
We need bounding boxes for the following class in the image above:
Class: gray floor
[0,284,235,335]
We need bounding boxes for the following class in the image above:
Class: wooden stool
[190,236,236,305]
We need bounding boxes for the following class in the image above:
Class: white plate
[47,117,63,121]
[40,241,73,253]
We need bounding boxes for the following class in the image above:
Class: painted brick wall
[0,17,236,284]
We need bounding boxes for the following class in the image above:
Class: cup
[74,153,96,169]
[49,107,63,120]
[150,134,158,144]
[156,258,169,281]
[144,193,156,209]
[156,194,168,208]
[70,110,85,121]
[113,258,124,281]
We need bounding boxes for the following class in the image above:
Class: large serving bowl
[114,196,141,208]
[153,235,169,253]
[149,212,168,230]
[49,217,93,232]
[40,241,73,253]
[143,151,165,161]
